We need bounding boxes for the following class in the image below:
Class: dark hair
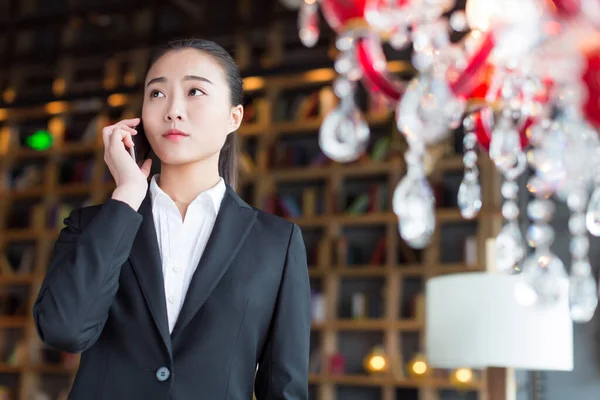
[145,38,243,190]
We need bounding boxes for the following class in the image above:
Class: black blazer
[33,184,311,400]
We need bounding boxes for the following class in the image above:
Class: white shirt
[149,174,226,333]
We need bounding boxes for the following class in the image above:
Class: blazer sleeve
[33,199,143,354]
[254,223,311,400]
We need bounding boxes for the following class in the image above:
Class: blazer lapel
[171,185,257,338]
[128,192,172,355]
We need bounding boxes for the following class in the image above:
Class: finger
[140,158,153,179]
[102,124,135,149]
[118,118,141,128]
[102,126,112,149]
[110,125,131,150]
[114,124,138,136]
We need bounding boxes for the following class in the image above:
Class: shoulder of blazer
[227,184,297,239]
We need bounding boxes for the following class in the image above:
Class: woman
[33,38,311,400]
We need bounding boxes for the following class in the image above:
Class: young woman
[33,38,311,400]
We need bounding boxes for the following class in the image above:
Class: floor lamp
[425,239,574,400]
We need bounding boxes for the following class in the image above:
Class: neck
[157,154,222,207]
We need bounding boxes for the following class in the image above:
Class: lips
[163,129,189,138]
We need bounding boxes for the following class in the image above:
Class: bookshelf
[0,4,504,400]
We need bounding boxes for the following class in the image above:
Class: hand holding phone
[102,117,152,210]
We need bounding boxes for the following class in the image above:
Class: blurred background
[1,0,600,399]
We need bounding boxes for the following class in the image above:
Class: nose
[164,98,185,122]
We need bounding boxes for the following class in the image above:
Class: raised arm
[34,117,153,354]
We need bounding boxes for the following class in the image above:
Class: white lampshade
[425,272,573,371]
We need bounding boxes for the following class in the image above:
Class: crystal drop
[495,223,527,273]
[450,10,468,31]
[334,51,355,76]
[463,132,477,149]
[298,2,319,48]
[569,266,598,323]
[526,223,555,248]
[462,151,477,167]
[393,177,436,249]
[569,214,587,235]
[526,176,555,198]
[570,236,590,260]
[527,199,555,222]
[318,103,370,163]
[567,190,587,213]
[397,73,465,145]
[587,186,600,236]
[516,251,568,307]
[333,77,353,98]
[390,29,409,50]
[501,181,519,200]
[502,200,519,220]
[458,176,481,219]
[489,117,521,171]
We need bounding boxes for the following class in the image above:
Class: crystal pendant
[318,100,369,163]
[393,176,436,249]
[515,251,568,307]
[298,1,319,48]
[457,174,481,219]
[489,116,521,171]
[397,71,465,145]
[569,261,598,323]
[586,186,600,236]
[495,222,526,273]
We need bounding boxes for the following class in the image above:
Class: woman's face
[141,48,243,166]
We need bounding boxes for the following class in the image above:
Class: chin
[156,148,220,167]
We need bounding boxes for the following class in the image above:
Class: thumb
[140,158,153,178]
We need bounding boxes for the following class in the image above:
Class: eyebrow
[146,75,214,87]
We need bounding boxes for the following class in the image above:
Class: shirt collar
[149,174,226,215]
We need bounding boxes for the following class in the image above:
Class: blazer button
[156,366,171,382]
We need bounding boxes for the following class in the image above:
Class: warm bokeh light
[3,88,15,103]
[453,368,473,384]
[407,353,429,378]
[107,93,128,107]
[45,101,69,115]
[363,346,389,374]
[53,78,67,96]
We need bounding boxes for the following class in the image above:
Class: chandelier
[295,0,600,323]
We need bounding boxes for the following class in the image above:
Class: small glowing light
[368,355,386,371]
[453,368,473,383]
[124,72,137,87]
[412,360,427,375]
[3,88,16,103]
[363,346,389,374]
[53,78,67,96]
[107,93,128,107]
[407,353,429,378]
[45,101,69,115]
[26,130,53,151]
[243,77,265,91]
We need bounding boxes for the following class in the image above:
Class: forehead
[145,48,225,85]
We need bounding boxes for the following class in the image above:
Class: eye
[150,90,164,98]
[189,88,205,96]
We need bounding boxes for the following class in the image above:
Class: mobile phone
[132,120,152,164]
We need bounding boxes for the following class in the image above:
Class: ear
[228,104,244,134]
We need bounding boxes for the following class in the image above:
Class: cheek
[190,103,232,134]
[141,103,162,140]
